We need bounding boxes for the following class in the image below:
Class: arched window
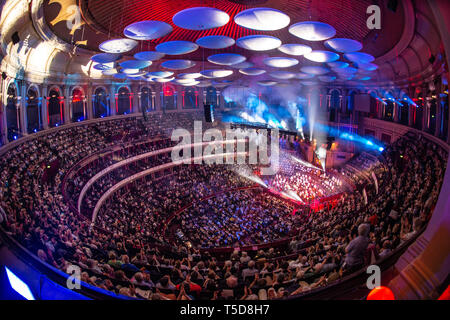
[413,91,424,130]
[117,87,132,115]
[6,84,19,141]
[71,88,85,122]
[399,101,409,125]
[205,86,218,107]
[48,88,63,127]
[182,86,198,109]
[428,90,437,134]
[347,91,356,113]
[384,101,394,121]
[26,87,42,133]
[93,87,108,118]
[368,91,378,118]
[161,84,177,111]
[383,91,394,122]
[441,85,448,140]
[141,87,154,112]
[329,90,340,122]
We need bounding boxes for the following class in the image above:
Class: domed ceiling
[6,0,445,86]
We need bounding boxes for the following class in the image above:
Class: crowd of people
[0,111,446,300]
[176,190,296,248]
[96,164,254,243]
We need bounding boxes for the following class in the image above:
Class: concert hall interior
[0,0,449,301]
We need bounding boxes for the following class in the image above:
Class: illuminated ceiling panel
[324,38,363,53]
[236,35,282,51]
[161,59,196,69]
[263,57,299,68]
[207,53,247,66]
[289,21,336,41]
[134,51,165,61]
[173,7,230,30]
[155,41,199,55]
[123,20,173,40]
[234,7,290,31]
[99,39,138,53]
[304,50,340,63]
[196,35,235,49]
[278,44,312,56]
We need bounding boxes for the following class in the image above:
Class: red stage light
[367,286,395,300]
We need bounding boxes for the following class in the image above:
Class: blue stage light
[5,266,35,300]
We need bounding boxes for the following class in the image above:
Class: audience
[0,114,446,300]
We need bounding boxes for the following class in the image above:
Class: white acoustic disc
[156,41,199,55]
[236,35,281,51]
[99,39,138,53]
[124,20,172,40]
[289,21,336,41]
[234,7,290,31]
[173,7,229,30]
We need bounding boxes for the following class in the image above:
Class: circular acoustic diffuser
[122,68,141,74]
[344,52,375,64]
[208,53,246,66]
[289,21,336,41]
[257,80,277,86]
[102,69,118,75]
[300,66,330,75]
[319,75,337,82]
[234,7,290,31]
[304,50,340,63]
[354,75,371,81]
[327,61,349,69]
[338,74,355,80]
[180,81,200,86]
[324,38,363,53]
[278,43,312,56]
[269,71,296,79]
[99,39,138,53]
[239,68,266,76]
[134,51,165,61]
[200,69,233,78]
[93,64,112,71]
[154,77,175,83]
[156,41,198,55]
[114,73,127,79]
[357,62,378,71]
[173,7,230,30]
[333,66,358,74]
[230,61,254,69]
[147,71,174,78]
[196,80,213,87]
[196,35,235,49]
[263,57,299,68]
[161,60,196,70]
[124,20,173,40]
[236,35,281,51]
[178,73,202,79]
[91,53,122,63]
[127,72,147,77]
[295,72,315,79]
[119,60,152,69]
